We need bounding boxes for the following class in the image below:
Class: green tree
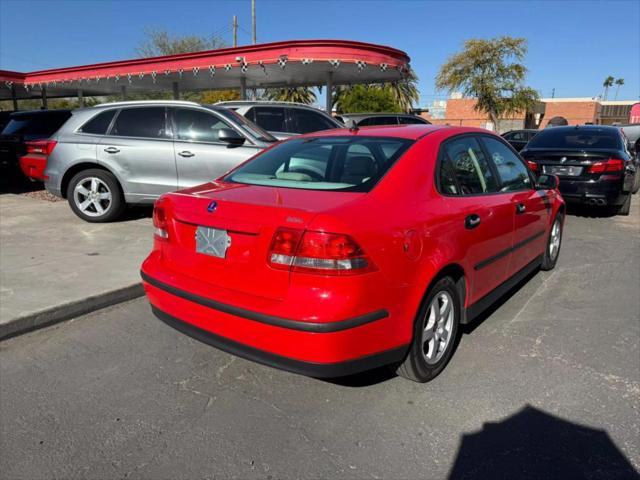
[265,87,316,104]
[435,36,539,131]
[602,76,615,100]
[614,78,624,100]
[333,84,402,114]
[131,28,236,103]
[137,27,227,57]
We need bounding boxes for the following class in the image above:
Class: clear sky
[1,0,638,105]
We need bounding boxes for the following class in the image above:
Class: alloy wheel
[422,291,455,365]
[73,177,112,217]
[549,218,562,262]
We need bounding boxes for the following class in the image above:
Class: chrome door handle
[178,151,194,158]
[103,147,120,154]
[465,214,481,229]
[516,203,526,214]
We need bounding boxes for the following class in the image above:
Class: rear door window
[442,136,498,194]
[80,110,116,135]
[359,116,399,126]
[398,116,429,125]
[173,108,232,143]
[289,108,337,134]
[481,136,532,192]
[247,107,289,133]
[110,107,169,139]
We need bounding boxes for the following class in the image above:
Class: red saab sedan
[141,125,565,382]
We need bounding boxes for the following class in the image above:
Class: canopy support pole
[11,84,18,111]
[172,82,180,100]
[77,89,84,108]
[325,71,333,114]
[41,86,48,110]
[120,85,127,100]
[240,77,247,100]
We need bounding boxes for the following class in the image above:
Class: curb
[0,283,145,341]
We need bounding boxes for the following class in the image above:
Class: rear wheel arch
[61,163,123,200]
[421,263,469,324]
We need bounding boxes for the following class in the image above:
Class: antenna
[251,0,256,44]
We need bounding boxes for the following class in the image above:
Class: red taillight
[152,200,169,240]
[525,159,538,172]
[268,228,374,275]
[25,140,57,156]
[588,158,625,174]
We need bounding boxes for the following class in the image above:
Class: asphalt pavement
[1,198,639,479]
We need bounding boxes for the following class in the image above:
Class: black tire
[397,276,461,383]
[618,193,631,216]
[541,211,564,271]
[67,168,125,222]
[632,171,640,194]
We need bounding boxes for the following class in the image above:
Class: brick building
[421,97,638,132]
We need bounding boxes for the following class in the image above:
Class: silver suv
[216,101,342,139]
[44,100,276,222]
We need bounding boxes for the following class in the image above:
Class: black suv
[521,125,637,215]
[0,109,71,171]
[502,129,539,152]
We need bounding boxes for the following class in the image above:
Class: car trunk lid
[523,149,620,180]
[161,181,364,300]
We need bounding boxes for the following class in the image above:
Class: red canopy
[1,39,411,102]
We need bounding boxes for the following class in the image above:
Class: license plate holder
[195,226,231,258]
[544,165,583,176]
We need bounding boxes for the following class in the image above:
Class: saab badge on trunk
[207,201,218,213]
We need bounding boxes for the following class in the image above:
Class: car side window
[110,107,168,139]
[174,108,231,143]
[481,136,532,192]
[289,109,336,134]
[247,107,289,133]
[443,136,498,194]
[398,116,428,125]
[439,153,459,195]
[80,110,116,135]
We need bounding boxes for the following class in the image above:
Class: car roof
[340,112,415,118]
[10,109,72,117]
[216,100,322,109]
[294,124,489,141]
[541,125,620,133]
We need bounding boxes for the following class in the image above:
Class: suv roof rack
[94,100,200,107]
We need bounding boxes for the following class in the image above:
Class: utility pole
[232,15,237,47]
[551,88,555,99]
[251,0,256,44]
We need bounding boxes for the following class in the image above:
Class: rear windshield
[2,111,71,137]
[527,128,622,150]
[226,136,413,191]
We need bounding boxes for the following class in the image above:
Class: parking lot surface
[0,194,150,338]
[1,199,639,479]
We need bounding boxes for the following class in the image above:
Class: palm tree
[614,78,625,100]
[265,87,316,104]
[602,76,615,100]
[388,68,420,113]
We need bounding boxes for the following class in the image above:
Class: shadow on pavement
[448,405,638,479]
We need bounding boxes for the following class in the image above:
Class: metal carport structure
[1,40,411,112]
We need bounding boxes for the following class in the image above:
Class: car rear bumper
[558,177,627,206]
[140,256,410,377]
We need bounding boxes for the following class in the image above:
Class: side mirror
[218,128,246,146]
[536,174,559,190]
